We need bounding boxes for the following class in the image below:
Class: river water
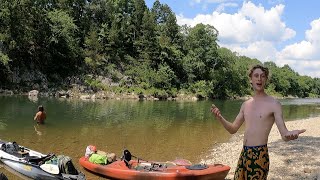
[1,96,320,179]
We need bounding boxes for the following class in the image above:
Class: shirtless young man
[211,64,306,180]
[34,105,46,124]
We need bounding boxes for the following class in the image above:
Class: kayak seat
[121,149,132,168]
[25,156,42,164]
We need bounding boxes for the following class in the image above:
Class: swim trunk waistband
[243,144,267,150]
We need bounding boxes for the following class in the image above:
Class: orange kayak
[79,157,230,180]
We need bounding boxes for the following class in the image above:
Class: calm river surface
[1,96,320,179]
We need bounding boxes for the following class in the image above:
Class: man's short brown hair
[248,64,269,79]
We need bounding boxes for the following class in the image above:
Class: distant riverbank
[202,116,320,180]
[1,87,297,102]
[0,87,230,101]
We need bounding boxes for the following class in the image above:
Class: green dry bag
[89,154,107,164]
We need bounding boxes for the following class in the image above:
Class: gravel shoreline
[201,117,320,180]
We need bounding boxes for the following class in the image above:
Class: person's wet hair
[248,64,269,79]
[38,105,44,112]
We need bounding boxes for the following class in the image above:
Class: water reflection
[0,121,7,130]
[34,124,46,136]
[28,95,38,102]
[0,96,320,179]
[280,98,320,105]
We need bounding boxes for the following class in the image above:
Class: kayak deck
[80,157,230,180]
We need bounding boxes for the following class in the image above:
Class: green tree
[296,75,313,97]
[84,27,106,74]
[134,10,159,67]
[267,63,291,96]
[151,0,184,87]
[46,9,80,78]
[182,24,219,83]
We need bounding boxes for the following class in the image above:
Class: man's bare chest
[243,103,274,121]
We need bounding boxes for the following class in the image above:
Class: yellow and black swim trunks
[234,144,269,180]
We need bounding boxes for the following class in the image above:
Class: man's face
[250,68,267,91]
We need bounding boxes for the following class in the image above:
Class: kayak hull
[0,140,85,180]
[1,158,58,180]
[79,157,230,180]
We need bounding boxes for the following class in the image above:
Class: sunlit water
[1,96,320,179]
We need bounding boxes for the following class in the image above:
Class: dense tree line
[0,0,319,99]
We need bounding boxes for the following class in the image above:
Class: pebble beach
[201,117,320,180]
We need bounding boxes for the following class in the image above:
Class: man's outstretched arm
[211,104,245,134]
[273,101,306,141]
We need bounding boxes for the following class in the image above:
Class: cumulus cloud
[177,1,295,44]
[240,2,295,41]
[177,1,320,77]
[277,41,314,60]
[275,18,320,76]
[277,19,320,59]
[306,19,320,43]
[221,41,278,61]
[274,59,320,77]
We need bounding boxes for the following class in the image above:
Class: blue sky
[145,0,320,78]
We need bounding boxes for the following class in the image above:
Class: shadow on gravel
[268,136,320,180]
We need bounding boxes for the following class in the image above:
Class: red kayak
[79,152,230,180]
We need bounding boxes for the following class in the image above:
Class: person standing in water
[34,105,46,124]
[211,64,306,180]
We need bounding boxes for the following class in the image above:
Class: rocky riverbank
[201,117,320,180]
[0,88,205,101]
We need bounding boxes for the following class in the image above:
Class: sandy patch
[201,117,320,180]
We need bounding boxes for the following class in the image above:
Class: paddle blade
[40,164,60,175]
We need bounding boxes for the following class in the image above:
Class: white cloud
[275,18,320,76]
[274,59,320,77]
[240,2,295,41]
[277,18,320,60]
[177,1,295,44]
[177,0,320,77]
[277,41,314,60]
[215,3,238,13]
[222,41,278,61]
[177,1,320,77]
[306,19,320,43]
